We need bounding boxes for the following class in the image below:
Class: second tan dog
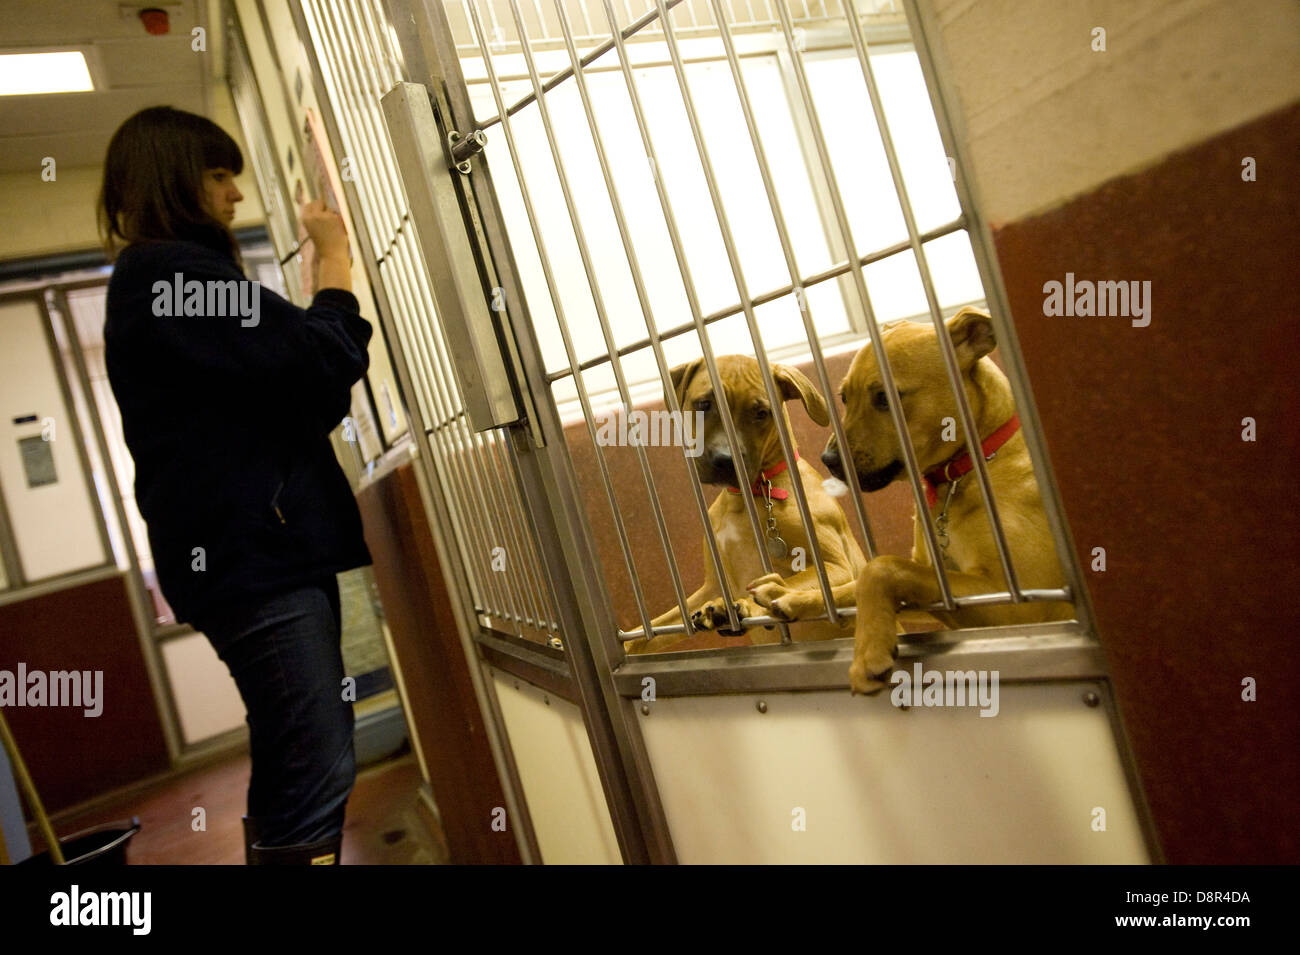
[749,308,1073,692]
[625,355,865,654]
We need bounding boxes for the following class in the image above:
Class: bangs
[200,123,244,174]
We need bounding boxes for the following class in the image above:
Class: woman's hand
[300,199,351,293]
[300,199,349,259]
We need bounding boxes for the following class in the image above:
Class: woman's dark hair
[98,106,244,262]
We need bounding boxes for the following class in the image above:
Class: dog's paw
[697,599,754,635]
[746,573,796,620]
[848,653,895,695]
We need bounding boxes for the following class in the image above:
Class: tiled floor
[42,746,444,865]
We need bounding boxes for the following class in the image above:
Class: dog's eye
[838,391,847,405]
[754,406,769,420]
[694,398,712,413]
[873,388,904,412]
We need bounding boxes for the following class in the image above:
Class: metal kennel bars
[406,0,1079,636]
[277,0,1157,862]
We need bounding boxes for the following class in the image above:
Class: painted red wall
[992,101,1300,864]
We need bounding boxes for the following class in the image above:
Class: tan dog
[625,355,866,654]
[749,308,1072,692]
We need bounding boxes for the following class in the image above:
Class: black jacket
[104,237,374,626]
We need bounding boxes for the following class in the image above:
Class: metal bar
[310,1,400,254]
[489,428,563,634]
[381,251,502,619]
[390,232,521,626]
[508,0,686,635]
[574,0,595,37]
[649,0,839,630]
[552,0,726,637]
[542,217,965,381]
[706,0,878,560]
[597,0,781,637]
[499,435,565,633]
[475,0,690,129]
[840,0,1021,599]
[378,221,502,618]
[468,0,659,639]
[482,430,560,633]
[470,427,546,631]
[900,0,1097,628]
[330,1,407,238]
[399,0,677,863]
[360,75,518,616]
[467,423,547,630]
[532,0,549,41]
[619,586,1075,638]
[771,0,955,608]
[351,90,499,618]
[613,620,1103,696]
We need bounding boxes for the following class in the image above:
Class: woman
[99,106,374,864]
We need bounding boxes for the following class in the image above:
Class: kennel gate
[291,0,1160,863]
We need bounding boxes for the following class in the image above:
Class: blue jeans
[192,576,356,846]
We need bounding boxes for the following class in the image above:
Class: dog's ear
[668,358,704,411]
[948,306,996,369]
[773,364,830,426]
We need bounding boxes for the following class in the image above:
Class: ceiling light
[0,51,95,96]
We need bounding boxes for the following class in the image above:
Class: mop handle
[0,708,64,865]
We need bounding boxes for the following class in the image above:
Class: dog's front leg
[628,553,720,655]
[747,572,857,622]
[850,557,1001,694]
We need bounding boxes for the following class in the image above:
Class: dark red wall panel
[0,574,170,813]
[992,101,1300,863]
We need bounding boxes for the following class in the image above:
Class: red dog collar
[727,453,798,500]
[922,415,1020,508]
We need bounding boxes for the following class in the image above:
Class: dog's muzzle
[821,446,845,480]
[857,460,903,491]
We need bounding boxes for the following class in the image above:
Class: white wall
[922,0,1300,226]
[0,82,266,261]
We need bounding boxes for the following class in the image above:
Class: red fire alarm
[139,8,169,35]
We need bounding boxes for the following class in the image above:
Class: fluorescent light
[0,51,94,96]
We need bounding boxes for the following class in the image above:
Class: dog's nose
[709,449,732,471]
[821,446,843,478]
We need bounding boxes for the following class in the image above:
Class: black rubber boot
[248,832,343,865]
[242,815,260,866]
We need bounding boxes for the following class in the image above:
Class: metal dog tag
[766,535,788,560]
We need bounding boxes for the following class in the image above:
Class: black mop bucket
[16,817,141,866]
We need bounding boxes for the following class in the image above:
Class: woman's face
[201,167,244,224]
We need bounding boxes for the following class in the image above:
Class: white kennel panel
[488,666,622,864]
[160,629,248,745]
[637,681,1149,864]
